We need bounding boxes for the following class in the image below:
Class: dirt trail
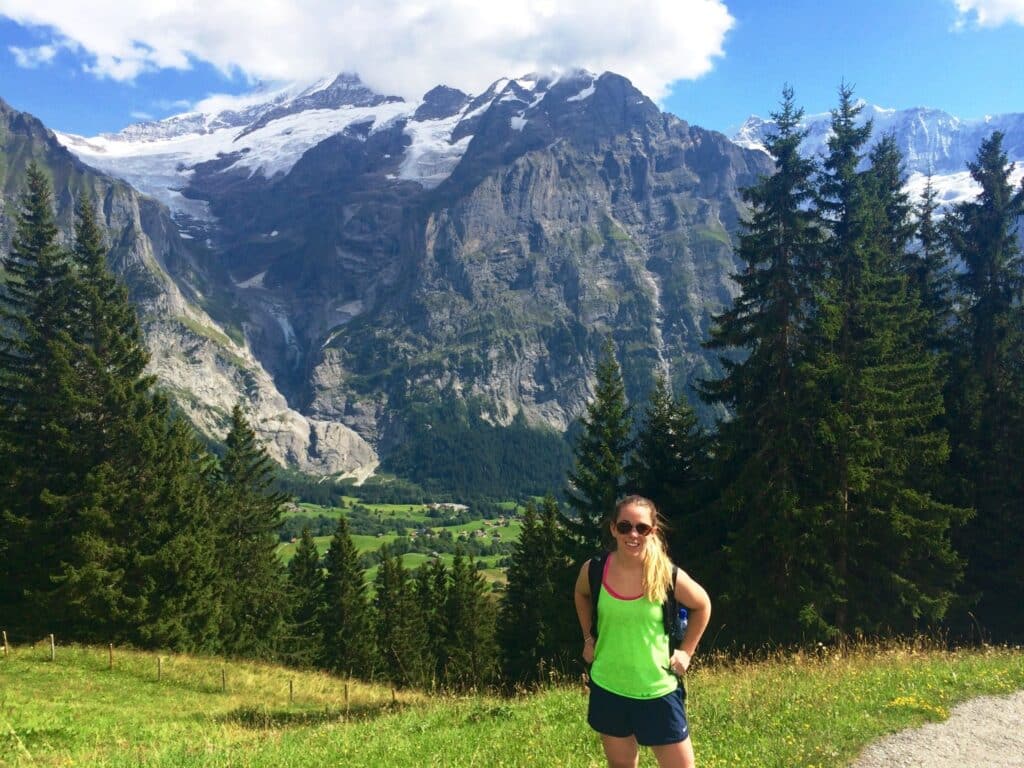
[849,690,1024,767]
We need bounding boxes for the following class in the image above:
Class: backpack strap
[663,564,680,647]
[588,552,608,639]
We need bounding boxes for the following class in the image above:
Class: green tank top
[589,559,677,699]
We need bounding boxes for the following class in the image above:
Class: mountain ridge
[0,96,378,481]
[735,102,1024,207]
[20,75,1018,490]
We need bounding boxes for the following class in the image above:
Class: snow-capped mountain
[29,68,771,485]
[735,103,1024,207]
[30,75,1023,485]
[54,71,595,224]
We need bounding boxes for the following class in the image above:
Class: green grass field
[275,500,520,588]
[2,642,1021,767]
[275,533,400,561]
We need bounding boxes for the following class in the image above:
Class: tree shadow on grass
[219,701,406,730]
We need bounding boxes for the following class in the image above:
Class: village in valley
[277,497,525,587]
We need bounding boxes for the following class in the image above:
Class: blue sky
[665,0,1024,133]
[0,0,1022,138]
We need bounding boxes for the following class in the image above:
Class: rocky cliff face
[377,72,769,435]
[0,98,377,478]
[16,70,774,481]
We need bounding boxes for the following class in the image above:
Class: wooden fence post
[344,683,350,717]
[157,656,162,681]
[221,668,226,693]
[49,634,55,662]
[289,678,294,705]
[108,643,113,671]
[2,630,8,659]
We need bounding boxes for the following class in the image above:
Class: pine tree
[499,497,576,686]
[699,87,825,642]
[320,516,375,675]
[38,197,172,640]
[627,375,708,565]
[0,191,226,649]
[132,418,224,651]
[909,173,955,354]
[216,404,289,658]
[442,548,497,689]
[0,163,74,633]
[415,557,449,687]
[563,338,632,555]
[944,131,1024,638]
[286,527,325,666]
[867,133,917,263]
[44,388,223,651]
[800,85,966,637]
[374,545,429,687]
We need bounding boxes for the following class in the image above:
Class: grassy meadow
[275,499,523,585]
[2,641,1021,767]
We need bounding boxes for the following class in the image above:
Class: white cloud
[8,42,57,68]
[153,98,194,111]
[954,0,1024,27]
[130,110,154,120]
[0,0,734,101]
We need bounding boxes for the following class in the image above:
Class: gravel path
[849,690,1024,767]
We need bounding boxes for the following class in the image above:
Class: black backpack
[587,551,685,652]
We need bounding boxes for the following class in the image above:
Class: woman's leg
[601,734,640,768]
[650,736,696,768]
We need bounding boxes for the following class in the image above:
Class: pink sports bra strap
[602,554,643,600]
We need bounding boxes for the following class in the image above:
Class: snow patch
[510,115,528,131]
[399,108,473,187]
[566,84,596,102]
[56,101,412,217]
[236,270,267,289]
[906,167,1024,208]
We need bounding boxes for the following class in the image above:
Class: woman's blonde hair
[613,495,674,604]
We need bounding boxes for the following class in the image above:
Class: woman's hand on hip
[669,649,691,676]
[582,637,595,664]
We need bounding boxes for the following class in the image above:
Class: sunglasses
[614,520,655,536]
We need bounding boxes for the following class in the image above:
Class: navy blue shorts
[587,679,689,746]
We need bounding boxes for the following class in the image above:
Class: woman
[574,495,711,768]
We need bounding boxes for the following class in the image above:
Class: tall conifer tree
[563,339,632,555]
[374,545,429,687]
[40,198,176,640]
[320,516,375,675]
[700,87,824,641]
[133,419,223,651]
[0,164,74,632]
[442,548,497,689]
[498,497,575,685]
[415,558,449,686]
[216,405,288,657]
[286,527,325,666]
[627,375,707,565]
[801,86,965,637]
[909,173,955,354]
[944,131,1024,638]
